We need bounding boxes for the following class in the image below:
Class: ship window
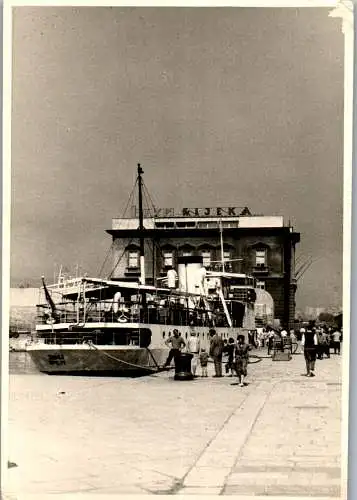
[185,332,188,339]
[255,249,267,267]
[162,331,166,338]
[256,281,265,290]
[128,250,140,268]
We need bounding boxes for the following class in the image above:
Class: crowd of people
[163,328,251,386]
[162,321,342,383]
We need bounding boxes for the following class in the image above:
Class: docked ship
[27,166,258,375]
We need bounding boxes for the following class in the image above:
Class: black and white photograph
[4,2,352,498]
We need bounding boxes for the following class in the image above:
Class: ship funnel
[177,256,206,295]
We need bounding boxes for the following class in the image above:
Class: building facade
[106,207,300,329]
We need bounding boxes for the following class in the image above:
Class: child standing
[199,348,209,377]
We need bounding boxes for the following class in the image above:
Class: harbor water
[9,351,39,374]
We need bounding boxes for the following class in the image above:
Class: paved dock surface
[5,349,343,498]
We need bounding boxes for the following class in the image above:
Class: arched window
[160,245,176,270]
[214,244,235,271]
[163,251,173,268]
[201,250,211,267]
[125,244,140,269]
[248,242,270,270]
[178,244,195,257]
[198,245,214,269]
[255,249,267,267]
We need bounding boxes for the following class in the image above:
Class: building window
[128,250,140,269]
[176,221,196,228]
[213,250,233,271]
[255,249,267,267]
[198,222,218,229]
[179,244,195,257]
[201,250,211,268]
[223,250,231,263]
[163,251,173,268]
[221,221,239,228]
[256,281,265,290]
[156,222,174,229]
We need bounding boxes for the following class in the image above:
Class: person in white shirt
[167,268,178,289]
[332,329,341,354]
[186,331,201,377]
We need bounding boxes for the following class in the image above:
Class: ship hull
[26,344,169,375]
[26,324,247,375]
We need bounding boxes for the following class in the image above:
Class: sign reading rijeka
[181,207,250,217]
[132,206,251,218]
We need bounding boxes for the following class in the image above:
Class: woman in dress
[234,334,251,387]
[224,337,235,376]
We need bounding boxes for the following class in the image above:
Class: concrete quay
[5,349,343,498]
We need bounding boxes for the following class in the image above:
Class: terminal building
[106,206,300,329]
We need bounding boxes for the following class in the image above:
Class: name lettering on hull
[48,353,66,366]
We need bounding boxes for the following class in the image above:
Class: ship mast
[137,163,146,285]
[219,218,225,272]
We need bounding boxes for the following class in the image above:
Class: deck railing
[36,299,230,328]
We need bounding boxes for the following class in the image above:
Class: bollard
[174,352,194,380]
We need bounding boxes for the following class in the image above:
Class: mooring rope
[84,341,263,371]
[84,341,169,372]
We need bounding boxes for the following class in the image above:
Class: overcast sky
[10,7,344,310]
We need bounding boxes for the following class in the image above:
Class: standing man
[318,329,330,359]
[332,328,342,355]
[163,329,185,369]
[301,326,318,377]
[267,328,275,355]
[186,331,201,377]
[209,329,224,377]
